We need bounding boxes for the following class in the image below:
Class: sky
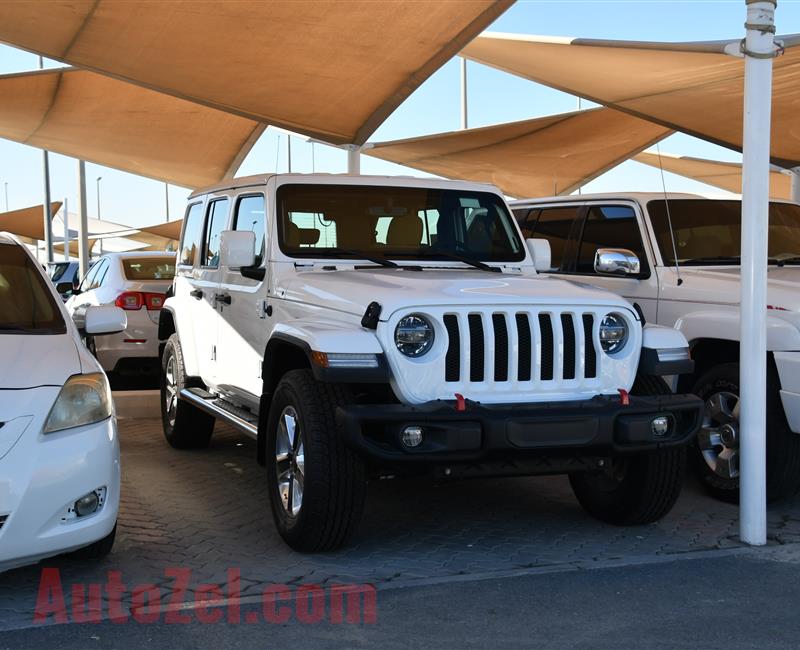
[0,0,798,232]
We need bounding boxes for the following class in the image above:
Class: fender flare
[675,309,800,352]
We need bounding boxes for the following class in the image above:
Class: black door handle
[215,293,232,305]
[190,289,203,300]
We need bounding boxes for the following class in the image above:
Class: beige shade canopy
[136,221,183,242]
[0,0,511,146]
[0,68,264,188]
[367,107,671,197]
[53,238,98,258]
[462,33,800,168]
[634,151,792,200]
[0,203,63,240]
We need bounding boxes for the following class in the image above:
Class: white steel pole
[77,161,89,279]
[791,167,800,203]
[39,56,54,264]
[165,182,170,222]
[62,197,69,261]
[347,146,361,175]
[96,176,103,255]
[739,0,776,546]
[460,57,468,130]
[287,136,292,173]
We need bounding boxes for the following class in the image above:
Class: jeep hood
[279,268,635,319]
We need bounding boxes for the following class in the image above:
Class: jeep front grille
[443,311,599,384]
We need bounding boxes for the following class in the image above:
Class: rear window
[0,243,66,334]
[122,257,176,280]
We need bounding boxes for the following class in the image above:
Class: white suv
[159,175,703,551]
[512,193,800,503]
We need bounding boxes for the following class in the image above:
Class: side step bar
[180,387,259,440]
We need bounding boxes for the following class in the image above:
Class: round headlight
[395,314,435,357]
[599,313,628,354]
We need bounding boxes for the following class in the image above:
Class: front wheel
[266,370,366,551]
[569,374,685,525]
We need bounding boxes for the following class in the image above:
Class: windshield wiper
[429,251,502,273]
[337,250,399,269]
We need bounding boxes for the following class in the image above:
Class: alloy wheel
[275,406,305,516]
[698,390,740,479]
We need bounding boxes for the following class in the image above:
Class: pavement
[2,391,800,647]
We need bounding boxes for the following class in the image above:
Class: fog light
[401,426,423,448]
[651,416,671,437]
[74,491,100,517]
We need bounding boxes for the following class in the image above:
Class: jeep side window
[202,198,230,268]
[518,206,580,271]
[179,202,204,266]
[575,205,646,274]
[233,194,266,266]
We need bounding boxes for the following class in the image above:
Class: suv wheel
[569,374,685,525]
[266,369,366,551]
[691,362,800,503]
[160,334,214,449]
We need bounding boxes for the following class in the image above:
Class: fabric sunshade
[367,107,671,197]
[462,33,800,168]
[0,203,63,240]
[0,0,511,146]
[634,151,792,200]
[54,238,98,257]
[0,68,264,188]
[135,221,183,242]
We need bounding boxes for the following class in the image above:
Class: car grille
[443,311,599,385]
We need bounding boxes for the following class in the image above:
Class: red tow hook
[455,393,467,412]
[618,388,630,406]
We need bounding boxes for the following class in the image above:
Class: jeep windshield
[648,199,800,266]
[277,184,525,264]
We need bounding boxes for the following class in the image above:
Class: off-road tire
[160,333,214,449]
[569,374,686,525]
[691,362,800,503]
[266,369,366,551]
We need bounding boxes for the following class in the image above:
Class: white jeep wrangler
[158,175,702,551]
[512,193,800,503]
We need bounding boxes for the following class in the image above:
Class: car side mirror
[55,281,74,295]
[594,248,641,276]
[82,305,127,335]
[219,230,256,269]
[526,238,551,272]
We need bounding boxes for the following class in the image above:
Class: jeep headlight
[43,373,113,434]
[599,313,628,355]
[395,314,435,357]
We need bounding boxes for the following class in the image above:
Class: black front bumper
[337,394,703,463]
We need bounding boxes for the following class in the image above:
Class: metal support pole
[287,136,292,173]
[347,146,361,175]
[791,167,800,203]
[739,0,776,547]
[165,182,170,221]
[62,198,69,261]
[3,182,7,211]
[460,57,468,130]
[77,161,89,279]
[42,152,54,263]
[96,176,103,255]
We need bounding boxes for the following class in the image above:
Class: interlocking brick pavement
[2,414,800,631]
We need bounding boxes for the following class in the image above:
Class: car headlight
[43,373,113,434]
[395,314,435,357]
[599,313,629,355]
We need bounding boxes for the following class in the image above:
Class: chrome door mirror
[219,230,256,269]
[594,248,641,276]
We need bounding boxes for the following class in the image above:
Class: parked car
[65,251,176,375]
[157,174,703,551]
[47,260,94,301]
[0,233,125,572]
[511,193,800,503]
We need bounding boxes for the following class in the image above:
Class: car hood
[279,268,635,319]
[679,266,800,310]
[0,333,82,389]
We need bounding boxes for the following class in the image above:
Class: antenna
[655,143,683,286]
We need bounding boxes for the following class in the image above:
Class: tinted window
[202,198,230,268]
[233,195,266,266]
[122,257,176,280]
[78,259,103,291]
[48,262,70,282]
[519,206,580,271]
[179,202,204,266]
[93,259,110,288]
[576,205,646,273]
[0,243,66,334]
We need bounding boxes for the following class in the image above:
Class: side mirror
[219,230,256,269]
[594,248,641,276]
[55,281,74,295]
[83,305,127,335]
[526,238,551,272]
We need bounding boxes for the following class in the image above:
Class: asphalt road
[2,547,798,649]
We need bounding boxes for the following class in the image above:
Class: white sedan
[0,233,126,572]
[66,251,175,374]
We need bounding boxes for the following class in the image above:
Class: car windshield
[48,262,71,282]
[648,199,800,265]
[122,257,176,280]
[0,243,66,334]
[277,184,525,263]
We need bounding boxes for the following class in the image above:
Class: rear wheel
[160,334,214,449]
[569,374,686,525]
[266,370,366,551]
